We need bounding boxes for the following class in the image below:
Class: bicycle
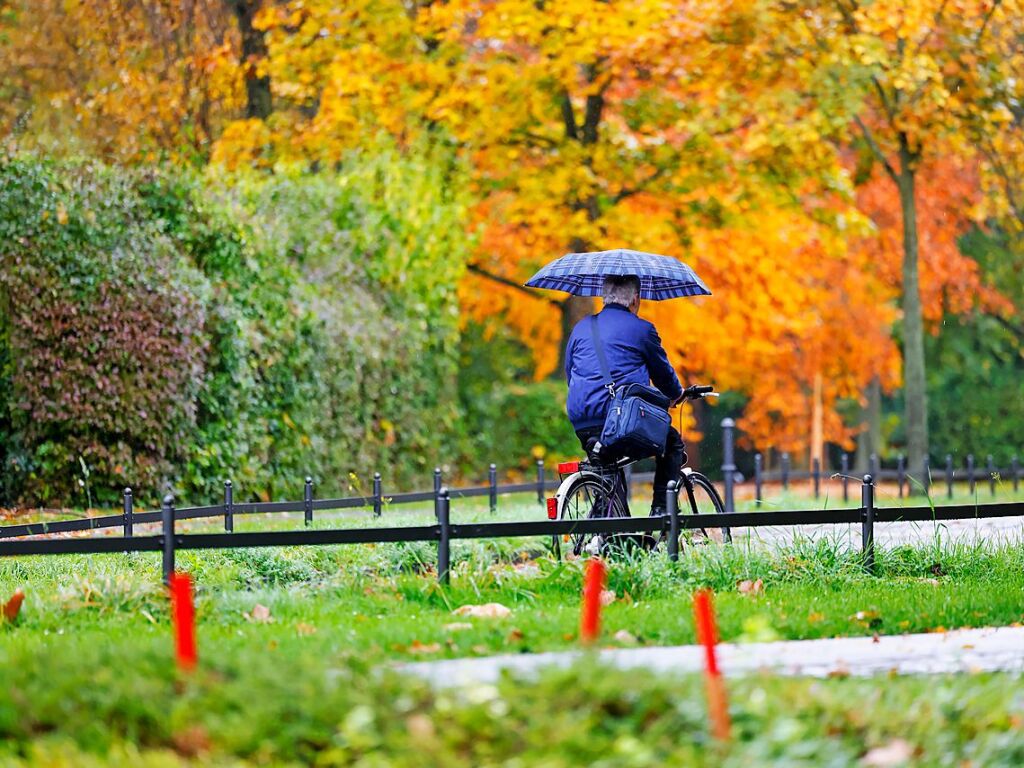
[549,384,730,558]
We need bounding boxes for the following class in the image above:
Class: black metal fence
[4,422,1018,545]
[1,474,1023,585]
[719,420,1021,510]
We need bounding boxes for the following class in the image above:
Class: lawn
[0,638,1023,766]
[2,490,1023,765]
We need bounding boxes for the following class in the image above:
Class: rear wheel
[558,476,628,558]
[678,471,730,545]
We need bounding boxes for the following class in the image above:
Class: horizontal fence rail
[1,476,1023,583]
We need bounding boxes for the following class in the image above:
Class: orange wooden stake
[2,589,24,622]
[693,589,731,741]
[169,572,197,671]
[580,558,607,644]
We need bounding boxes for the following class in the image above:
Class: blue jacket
[564,303,683,431]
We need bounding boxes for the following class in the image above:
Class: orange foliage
[853,160,1013,324]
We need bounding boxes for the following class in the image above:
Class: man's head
[602,275,642,314]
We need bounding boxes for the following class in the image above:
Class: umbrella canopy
[525,249,710,301]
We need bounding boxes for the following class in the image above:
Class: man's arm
[644,324,683,402]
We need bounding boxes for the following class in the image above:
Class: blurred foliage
[0,145,478,506]
[923,228,1024,462]
[456,323,579,475]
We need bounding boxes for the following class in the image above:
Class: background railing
[2,418,1021,541]
[2,477,1023,586]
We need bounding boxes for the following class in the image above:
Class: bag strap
[589,315,617,397]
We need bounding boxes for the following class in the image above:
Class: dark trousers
[575,426,686,510]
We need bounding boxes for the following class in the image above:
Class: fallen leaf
[807,611,825,623]
[443,622,473,632]
[408,641,442,655]
[599,590,616,606]
[737,579,764,595]
[471,644,489,654]
[172,725,211,757]
[506,628,525,642]
[872,633,880,644]
[861,739,914,766]
[244,604,273,623]
[613,629,638,645]
[920,578,940,586]
[2,589,25,622]
[453,603,511,618]
[296,623,317,636]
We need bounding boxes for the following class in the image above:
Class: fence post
[841,453,850,502]
[434,467,442,497]
[922,456,930,497]
[536,459,545,505]
[754,453,763,504]
[897,454,905,499]
[304,476,314,527]
[721,419,736,514]
[945,454,954,499]
[870,453,880,484]
[986,455,996,497]
[123,487,134,538]
[373,473,382,517]
[437,487,451,585]
[624,464,633,502]
[1013,455,1020,493]
[861,475,875,575]
[488,463,498,514]
[967,454,975,495]
[781,452,790,492]
[224,480,234,533]
[666,480,679,562]
[162,494,176,585]
[812,457,820,500]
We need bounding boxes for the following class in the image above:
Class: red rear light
[546,497,558,519]
[557,461,580,474]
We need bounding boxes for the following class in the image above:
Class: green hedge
[0,148,470,506]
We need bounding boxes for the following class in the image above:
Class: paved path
[732,518,1024,548]
[402,626,1024,686]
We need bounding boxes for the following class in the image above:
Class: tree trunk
[855,376,882,473]
[229,0,272,120]
[896,147,929,472]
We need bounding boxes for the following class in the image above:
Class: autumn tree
[774,0,1024,469]
[0,0,250,161]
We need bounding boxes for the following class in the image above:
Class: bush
[0,156,209,505]
[0,144,471,507]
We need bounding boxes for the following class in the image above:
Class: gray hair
[602,275,641,307]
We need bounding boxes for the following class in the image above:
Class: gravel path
[402,625,1024,686]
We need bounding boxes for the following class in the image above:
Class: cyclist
[564,274,685,515]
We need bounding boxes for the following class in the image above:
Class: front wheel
[678,471,731,545]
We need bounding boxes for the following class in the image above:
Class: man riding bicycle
[564,275,686,516]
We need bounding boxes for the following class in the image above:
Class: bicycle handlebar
[681,384,716,401]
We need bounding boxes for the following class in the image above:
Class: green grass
[3,502,1024,764]
[0,636,1023,766]
[3,526,1024,662]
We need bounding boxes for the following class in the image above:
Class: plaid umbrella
[524,249,710,300]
